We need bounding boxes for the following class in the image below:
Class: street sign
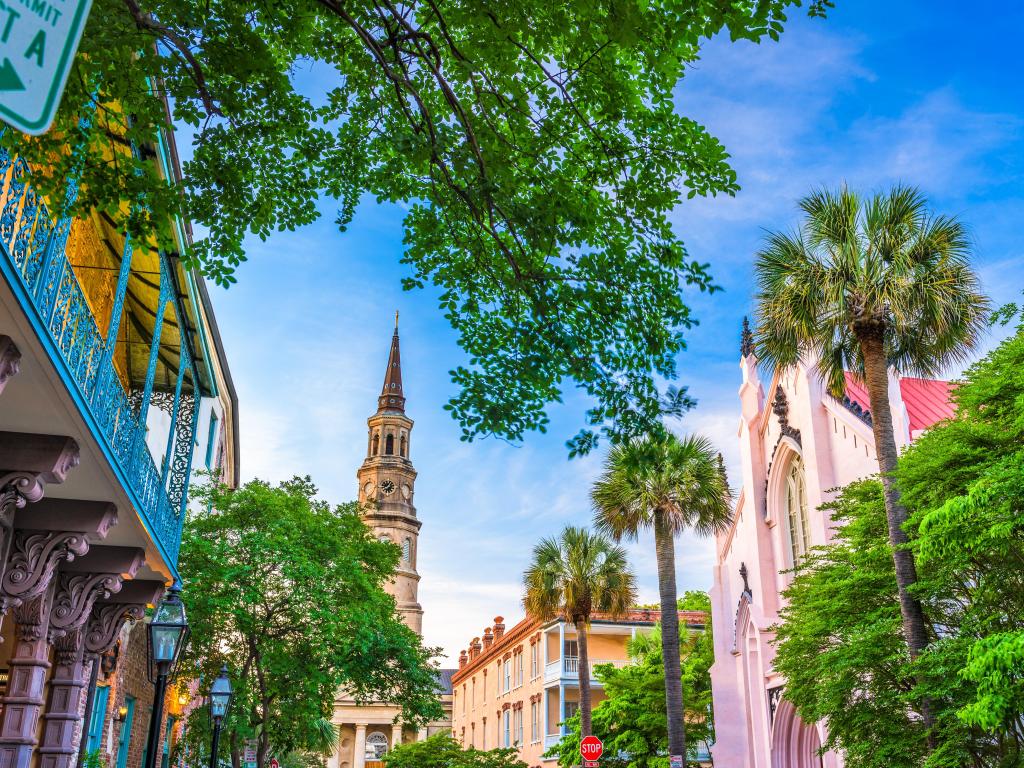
[669,756,683,768]
[0,0,93,135]
[584,762,600,767]
[269,759,280,768]
[243,740,257,763]
[580,735,603,761]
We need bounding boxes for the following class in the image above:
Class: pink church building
[709,322,953,768]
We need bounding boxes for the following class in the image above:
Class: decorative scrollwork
[740,316,755,358]
[49,572,124,639]
[13,591,51,641]
[53,627,84,667]
[0,530,90,610]
[0,335,21,393]
[84,603,145,657]
[167,389,198,518]
[767,685,785,727]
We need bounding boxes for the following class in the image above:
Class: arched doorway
[365,732,389,764]
[771,699,823,768]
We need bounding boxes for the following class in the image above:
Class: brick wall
[95,622,174,768]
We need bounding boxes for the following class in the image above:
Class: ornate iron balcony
[0,146,196,568]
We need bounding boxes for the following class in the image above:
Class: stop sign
[581,735,603,760]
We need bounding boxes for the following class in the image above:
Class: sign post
[0,0,93,135]
[581,735,603,767]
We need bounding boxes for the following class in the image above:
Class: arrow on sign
[0,60,24,92]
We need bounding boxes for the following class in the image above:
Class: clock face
[363,481,374,497]
[401,484,411,500]
[379,479,396,496]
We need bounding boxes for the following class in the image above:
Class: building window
[530,643,538,679]
[531,701,539,742]
[503,659,511,692]
[482,718,487,750]
[365,732,388,760]
[86,686,110,752]
[115,697,136,768]
[516,651,524,687]
[205,411,219,469]
[400,435,407,457]
[402,537,412,563]
[564,639,579,659]
[372,433,380,455]
[564,700,579,725]
[471,722,476,749]
[483,670,487,701]
[785,456,811,564]
[515,709,524,745]
[503,711,511,747]
[385,434,395,455]
[463,684,467,713]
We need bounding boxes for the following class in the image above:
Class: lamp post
[144,583,190,768]
[209,665,233,768]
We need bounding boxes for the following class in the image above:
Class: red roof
[843,373,955,433]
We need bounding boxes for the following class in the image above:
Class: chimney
[493,616,505,640]
[482,627,494,649]
[470,637,482,659]
[459,650,468,669]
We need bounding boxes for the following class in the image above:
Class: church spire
[378,313,406,413]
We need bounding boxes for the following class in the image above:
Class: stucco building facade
[709,322,953,768]
[451,610,708,767]
[327,320,454,768]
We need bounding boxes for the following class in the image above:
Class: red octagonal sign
[581,735,603,761]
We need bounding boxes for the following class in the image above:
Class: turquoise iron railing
[0,146,197,566]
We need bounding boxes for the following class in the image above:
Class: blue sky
[201,1,1024,665]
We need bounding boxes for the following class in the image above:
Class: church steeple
[378,311,406,413]
[357,314,423,635]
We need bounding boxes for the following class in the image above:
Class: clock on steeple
[356,313,424,635]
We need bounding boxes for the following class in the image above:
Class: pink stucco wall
[709,349,945,768]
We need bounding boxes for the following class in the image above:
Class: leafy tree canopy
[383,733,526,768]
[178,477,444,767]
[547,618,714,768]
[5,0,829,453]
[773,324,1024,767]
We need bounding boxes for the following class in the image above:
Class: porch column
[0,337,21,395]
[353,724,367,768]
[324,725,341,768]
[38,548,145,768]
[74,579,166,768]
[0,501,118,768]
[390,724,402,751]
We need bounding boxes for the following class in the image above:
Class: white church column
[353,724,367,768]
[391,724,403,751]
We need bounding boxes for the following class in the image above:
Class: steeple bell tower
[357,314,423,634]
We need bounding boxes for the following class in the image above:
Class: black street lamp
[144,583,190,768]
[209,665,233,768]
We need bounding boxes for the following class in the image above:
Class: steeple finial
[740,316,754,358]
[378,317,406,413]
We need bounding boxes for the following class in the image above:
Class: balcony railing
[0,147,195,567]
[545,657,630,683]
[544,733,561,751]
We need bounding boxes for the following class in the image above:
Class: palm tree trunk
[859,333,936,735]
[654,512,686,762]
[576,620,593,739]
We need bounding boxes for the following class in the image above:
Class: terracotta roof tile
[842,372,954,433]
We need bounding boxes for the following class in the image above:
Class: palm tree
[753,184,989,733]
[592,433,731,764]
[523,526,637,739]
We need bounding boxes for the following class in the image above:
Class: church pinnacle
[378,311,406,413]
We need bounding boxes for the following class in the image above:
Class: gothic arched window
[365,732,388,759]
[400,434,407,457]
[385,434,395,455]
[785,456,811,564]
[371,433,380,455]
[402,537,412,563]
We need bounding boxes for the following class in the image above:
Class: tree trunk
[576,620,593,739]
[859,333,936,735]
[655,512,686,763]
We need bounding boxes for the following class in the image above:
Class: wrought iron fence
[0,146,192,566]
